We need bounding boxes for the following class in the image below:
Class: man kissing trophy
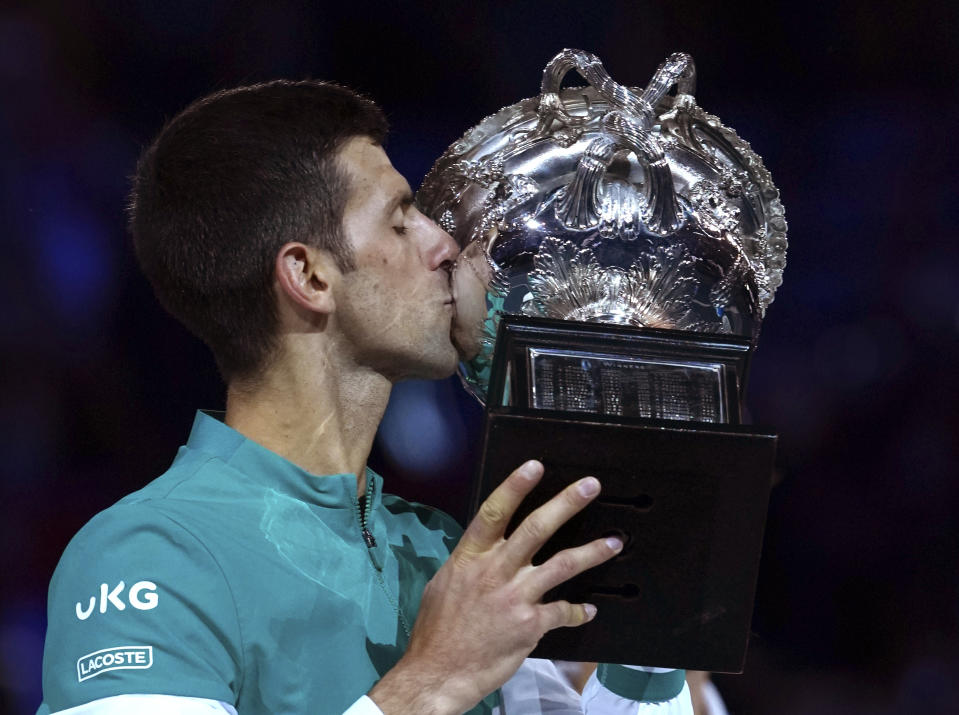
[418,49,787,673]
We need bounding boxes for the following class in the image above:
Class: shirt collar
[185,410,383,512]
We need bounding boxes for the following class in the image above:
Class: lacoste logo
[77,645,153,682]
[75,581,158,620]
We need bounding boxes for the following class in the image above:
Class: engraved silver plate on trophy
[528,348,726,421]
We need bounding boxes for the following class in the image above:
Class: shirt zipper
[354,471,412,639]
[356,473,377,548]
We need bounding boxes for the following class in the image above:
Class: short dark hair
[129,80,388,382]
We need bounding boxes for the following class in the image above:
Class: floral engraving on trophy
[438,209,456,235]
[522,237,710,333]
[686,180,742,236]
[473,174,539,245]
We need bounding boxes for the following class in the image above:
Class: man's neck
[223,343,391,498]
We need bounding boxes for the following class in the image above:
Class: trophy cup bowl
[417,50,787,672]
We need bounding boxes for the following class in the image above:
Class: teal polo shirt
[38,411,494,714]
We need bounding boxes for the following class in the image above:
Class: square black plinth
[473,409,776,673]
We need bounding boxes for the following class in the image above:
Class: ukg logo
[75,581,158,620]
[76,646,153,682]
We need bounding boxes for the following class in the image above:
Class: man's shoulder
[41,473,245,711]
[50,448,256,600]
[50,497,217,605]
[117,443,244,507]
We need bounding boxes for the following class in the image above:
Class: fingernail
[577,477,600,497]
[605,536,624,553]
[584,603,597,621]
[521,460,542,479]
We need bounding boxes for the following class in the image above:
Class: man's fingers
[539,600,598,632]
[502,476,601,569]
[457,460,544,555]
[524,536,624,599]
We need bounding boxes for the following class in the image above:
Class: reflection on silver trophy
[419,48,787,420]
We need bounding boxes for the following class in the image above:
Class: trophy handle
[541,50,694,235]
[539,50,696,130]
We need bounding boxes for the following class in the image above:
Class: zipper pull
[362,527,377,548]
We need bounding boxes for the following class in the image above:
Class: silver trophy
[418,50,786,671]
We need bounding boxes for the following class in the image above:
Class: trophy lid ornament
[418,49,787,404]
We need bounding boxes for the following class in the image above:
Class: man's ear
[274,242,338,316]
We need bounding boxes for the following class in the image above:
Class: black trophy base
[473,409,776,673]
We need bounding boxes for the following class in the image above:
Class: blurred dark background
[1,1,957,713]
